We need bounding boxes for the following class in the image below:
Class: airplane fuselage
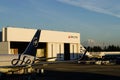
[0,54,36,73]
[0,54,35,66]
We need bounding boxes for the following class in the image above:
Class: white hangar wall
[2,27,36,42]
[1,27,81,61]
[2,27,80,43]
[40,30,80,43]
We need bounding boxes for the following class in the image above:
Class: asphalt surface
[1,63,120,80]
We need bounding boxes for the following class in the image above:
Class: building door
[64,43,70,60]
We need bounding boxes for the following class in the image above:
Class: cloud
[57,0,120,18]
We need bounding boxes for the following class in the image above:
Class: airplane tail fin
[23,30,41,56]
[78,49,87,61]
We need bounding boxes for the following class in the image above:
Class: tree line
[84,45,120,52]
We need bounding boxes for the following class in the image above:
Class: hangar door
[10,42,28,54]
[10,42,47,58]
[36,43,47,58]
[64,43,70,60]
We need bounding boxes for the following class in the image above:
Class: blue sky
[0,0,120,45]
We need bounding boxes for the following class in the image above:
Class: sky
[0,0,120,45]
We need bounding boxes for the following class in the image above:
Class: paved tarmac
[1,62,120,80]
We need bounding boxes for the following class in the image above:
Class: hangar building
[0,27,83,61]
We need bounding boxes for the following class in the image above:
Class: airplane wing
[0,65,26,68]
[32,60,77,66]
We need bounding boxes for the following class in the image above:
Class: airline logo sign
[33,37,38,47]
[68,35,78,39]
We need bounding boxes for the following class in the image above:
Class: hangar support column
[0,41,10,54]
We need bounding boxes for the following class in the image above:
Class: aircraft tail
[23,30,41,56]
[78,49,87,61]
